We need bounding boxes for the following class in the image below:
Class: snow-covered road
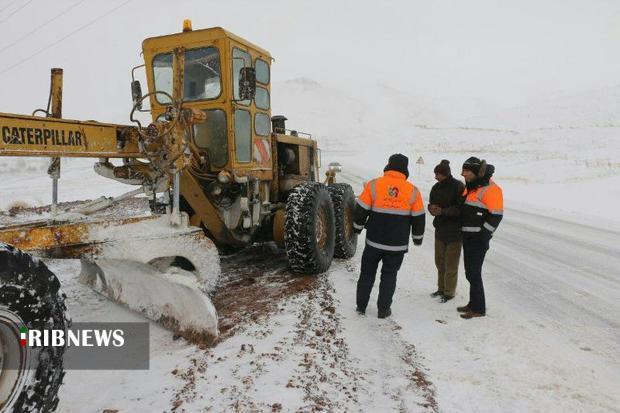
[491,208,620,349]
[338,170,620,412]
[1,159,618,412]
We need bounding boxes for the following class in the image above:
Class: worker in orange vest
[353,154,425,318]
[457,157,503,319]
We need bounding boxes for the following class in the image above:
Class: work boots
[377,308,392,319]
[457,304,472,313]
[457,304,485,318]
[430,290,443,298]
[460,311,486,319]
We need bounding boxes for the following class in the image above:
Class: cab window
[255,87,270,110]
[255,113,270,136]
[234,109,251,162]
[153,53,173,104]
[193,109,227,168]
[255,59,270,84]
[184,47,221,101]
[232,48,252,105]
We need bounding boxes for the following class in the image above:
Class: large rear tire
[0,244,68,413]
[327,183,358,259]
[285,182,335,274]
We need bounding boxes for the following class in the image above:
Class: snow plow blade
[0,214,220,345]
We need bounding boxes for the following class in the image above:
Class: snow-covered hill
[271,78,620,225]
[461,85,620,130]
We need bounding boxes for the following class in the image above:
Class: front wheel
[0,244,69,413]
[327,183,358,259]
[284,182,335,274]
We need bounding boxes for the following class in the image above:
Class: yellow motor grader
[0,22,357,412]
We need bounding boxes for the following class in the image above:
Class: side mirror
[131,80,143,110]
[238,67,256,101]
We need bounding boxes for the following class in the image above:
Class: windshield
[184,47,221,101]
[153,47,222,104]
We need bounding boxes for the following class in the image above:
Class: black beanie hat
[462,156,482,175]
[434,159,451,176]
[384,153,409,178]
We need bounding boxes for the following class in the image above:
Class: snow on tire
[285,182,335,274]
[0,243,69,413]
[327,183,358,259]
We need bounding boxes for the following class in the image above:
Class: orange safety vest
[354,170,425,251]
[461,180,503,236]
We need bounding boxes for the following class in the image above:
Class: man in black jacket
[428,160,465,302]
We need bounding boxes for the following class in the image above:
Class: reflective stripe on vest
[370,179,377,202]
[477,185,491,201]
[462,226,481,232]
[465,200,486,209]
[366,239,409,251]
[372,207,411,216]
[408,187,418,206]
[483,222,496,232]
[357,198,370,210]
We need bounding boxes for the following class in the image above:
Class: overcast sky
[1,0,619,121]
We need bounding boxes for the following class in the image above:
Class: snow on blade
[80,215,220,345]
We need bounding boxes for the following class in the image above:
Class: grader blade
[0,214,221,345]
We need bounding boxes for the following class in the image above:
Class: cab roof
[142,26,272,59]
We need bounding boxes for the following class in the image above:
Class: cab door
[230,44,273,181]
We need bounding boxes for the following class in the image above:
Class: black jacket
[429,176,465,243]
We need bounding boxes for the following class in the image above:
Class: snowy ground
[36,187,620,412]
[1,84,619,412]
[0,155,617,412]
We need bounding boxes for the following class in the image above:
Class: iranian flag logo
[19,326,27,347]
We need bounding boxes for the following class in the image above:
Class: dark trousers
[356,245,405,312]
[462,236,489,313]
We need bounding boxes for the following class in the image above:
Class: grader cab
[0,23,356,412]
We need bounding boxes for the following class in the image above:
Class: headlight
[328,162,342,173]
[210,183,222,196]
[217,170,232,184]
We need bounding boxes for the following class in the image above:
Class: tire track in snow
[328,260,439,412]
[171,263,438,412]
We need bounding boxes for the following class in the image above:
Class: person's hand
[429,205,442,216]
[480,228,493,243]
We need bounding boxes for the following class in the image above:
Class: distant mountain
[271,77,447,149]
